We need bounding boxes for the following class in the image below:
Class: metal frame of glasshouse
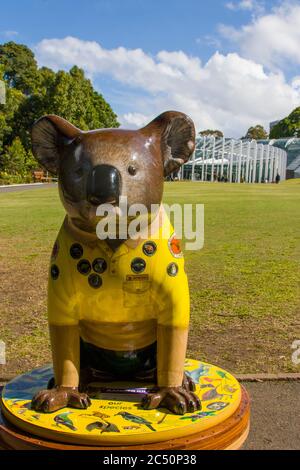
[181,137,287,183]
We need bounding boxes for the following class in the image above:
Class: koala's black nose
[87,164,121,206]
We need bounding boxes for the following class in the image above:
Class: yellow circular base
[1,360,242,446]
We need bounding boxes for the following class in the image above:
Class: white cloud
[220,1,300,69]
[0,30,18,38]
[226,0,264,13]
[122,112,150,128]
[196,35,222,49]
[35,36,300,137]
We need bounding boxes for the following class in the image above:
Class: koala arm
[142,256,202,415]
[31,324,91,413]
[157,325,188,387]
[156,258,190,387]
[143,324,200,415]
[50,324,80,387]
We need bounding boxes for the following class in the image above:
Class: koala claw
[182,372,196,392]
[141,386,201,415]
[31,386,91,413]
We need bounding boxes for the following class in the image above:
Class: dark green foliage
[0,42,38,95]
[270,107,300,139]
[0,42,119,183]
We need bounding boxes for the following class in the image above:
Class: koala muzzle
[87,164,121,206]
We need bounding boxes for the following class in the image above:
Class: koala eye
[128,165,137,176]
[74,167,84,178]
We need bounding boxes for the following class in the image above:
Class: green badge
[92,258,107,274]
[167,262,178,277]
[77,259,91,275]
[88,273,102,289]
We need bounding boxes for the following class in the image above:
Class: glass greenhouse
[181,136,287,183]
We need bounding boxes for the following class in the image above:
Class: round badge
[131,258,146,274]
[142,241,157,257]
[88,273,102,289]
[92,258,107,274]
[167,262,178,277]
[70,243,83,259]
[168,234,183,258]
[77,259,91,275]
[50,264,59,280]
[51,241,59,261]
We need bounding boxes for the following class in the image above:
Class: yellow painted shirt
[48,211,190,352]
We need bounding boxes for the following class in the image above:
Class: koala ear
[143,111,196,176]
[31,115,81,174]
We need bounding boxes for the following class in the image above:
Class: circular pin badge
[51,241,59,261]
[88,273,102,289]
[168,234,183,258]
[131,257,146,274]
[70,243,83,259]
[77,259,91,275]
[92,258,107,274]
[167,262,178,277]
[50,264,59,280]
[142,241,157,257]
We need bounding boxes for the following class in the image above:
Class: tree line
[0,42,119,184]
[1,41,300,184]
[199,112,300,141]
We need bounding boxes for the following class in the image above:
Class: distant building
[257,138,300,179]
[181,136,287,183]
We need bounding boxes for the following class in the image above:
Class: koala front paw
[31,387,91,413]
[141,386,201,415]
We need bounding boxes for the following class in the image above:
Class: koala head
[31,111,195,234]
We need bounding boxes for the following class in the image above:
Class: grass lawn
[0,180,300,379]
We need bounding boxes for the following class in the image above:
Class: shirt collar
[64,204,165,251]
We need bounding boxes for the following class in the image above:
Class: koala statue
[30,111,201,415]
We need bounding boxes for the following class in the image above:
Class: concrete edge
[0,182,56,188]
[236,373,300,382]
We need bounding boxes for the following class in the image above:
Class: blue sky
[1,0,300,136]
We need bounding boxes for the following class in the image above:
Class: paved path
[243,381,300,450]
[0,183,56,193]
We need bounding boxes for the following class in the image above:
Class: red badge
[168,234,183,258]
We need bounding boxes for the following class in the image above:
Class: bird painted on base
[116,412,156,432]
[54,412,77,431]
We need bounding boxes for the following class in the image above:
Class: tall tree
[0,42,39,94]
[0,42,119,183]
[0,137,36,175]
[270,107,300,139]
[45,66,119,130]
[0,84,25,150]
[244,125,268,140]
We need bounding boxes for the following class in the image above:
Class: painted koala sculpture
[30,111,201,415]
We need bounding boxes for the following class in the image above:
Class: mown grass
[0,180,300,378]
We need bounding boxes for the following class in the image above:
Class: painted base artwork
[0,359,250,450]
